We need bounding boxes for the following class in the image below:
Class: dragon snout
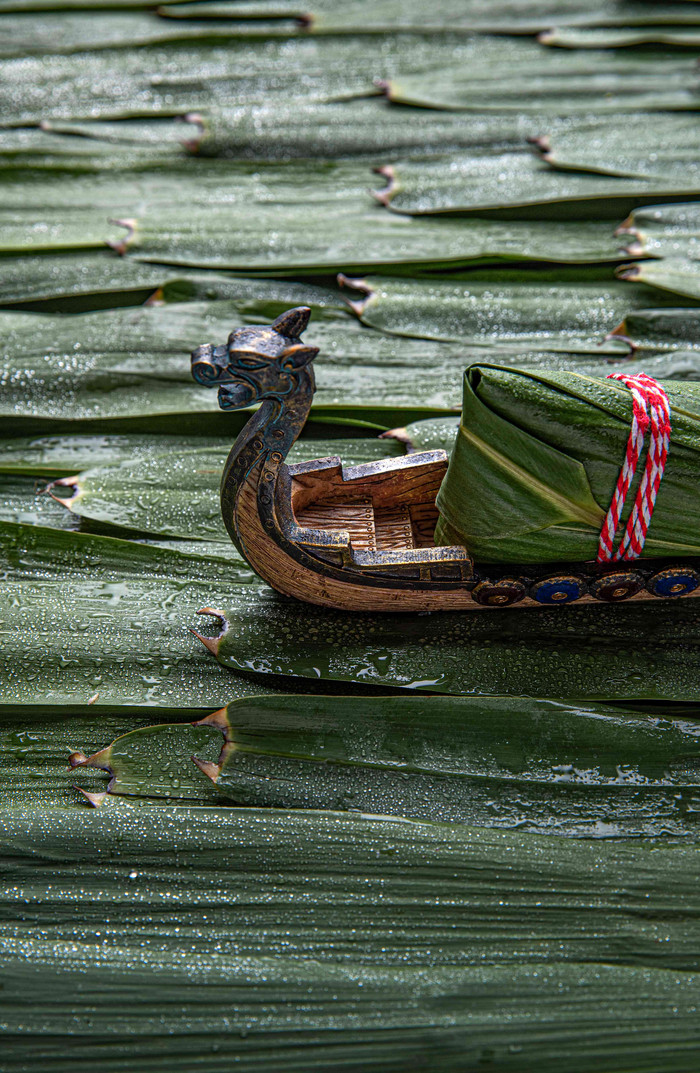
[218,381,256,410]
[191,343,229,385]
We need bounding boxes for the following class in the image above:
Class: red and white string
[596,372,671,563]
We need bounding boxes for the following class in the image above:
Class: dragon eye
[234,354,267,370]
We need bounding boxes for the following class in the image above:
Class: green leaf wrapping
[435,364,700,563]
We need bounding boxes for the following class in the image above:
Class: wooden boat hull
[235,454,700,613]
[191,306,700,613]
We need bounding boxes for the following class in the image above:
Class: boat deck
[288,451,448,554]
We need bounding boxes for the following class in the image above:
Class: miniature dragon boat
[191,306,700,612]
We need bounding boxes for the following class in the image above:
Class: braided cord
[596,373,671,563]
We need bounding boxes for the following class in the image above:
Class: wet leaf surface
[6,6,700,1066]
[4,801,700,1069]
[342,270,698,346]
[539,115,700,181]
[541,26,700,48]
[0,292,470,428]
[87,694,700,837]
[210,589,700,701]
[0,521,261,712]
[385,44,700,112]
[382,145,700,215]
[0,708,172,805]
[0,160,623,269]
[160,0,700,33]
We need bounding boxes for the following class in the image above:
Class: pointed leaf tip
[370,164,396,207]
[107,218,137,256]
[338,274,374,317]
[195,707,231,732]
[192,756,221,784]
[192,609,229,658]
[76,788,107,808]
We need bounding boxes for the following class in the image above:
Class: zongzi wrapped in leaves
[434,364,700,564]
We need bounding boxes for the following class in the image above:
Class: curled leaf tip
[144,287,165,307]
[76,788,107,808]
[44,475,80,508]
[195,707,230,732]
[192,609,229,656]
[615,264,641,282]
[608,318,628,337]
[380,426,414,451]
[337,274,374,317]
[107,218,137,257]
[81,746,113,772]
[603,329,636,357]
[370,164,396,207]
[528,134,551,157]
[68,751,89,769]
[192,756,221,784]
[182,112,205,154]
[614,214,636,236]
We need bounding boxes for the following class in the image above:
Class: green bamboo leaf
[620,259,700,301]
[5,802,700,1071]
[207,590,700,701]
[75,718,225,802]
[50,437,402,539]
[395,414,461,454]
[541,26,700,48]
[384,46,700,113]
[84,694,700,837]
[0,520,266,712]
[0,0,231,8]
[435,364,700,562]
[0,475,79,529]
[164,1,700,33]
[376,148,700,216]
[536,115,700,181]
[401,338,700,453]
[0,163,627,276]
[620,202,700,259]
[9,281,698,435]
[615,203,700,300]
[115,163,626,268]
[0,432,231,478]
[604,306,700,348]
[341,271,695,347]
[0,198,124,254]
[194,100,559,160]
[0,35,476,127]
[9,0,700,28]
[0,296,475,431]
[0,121,190,173]
[0,709,170,806]
[0,11,303,57]
[0,163,626,291]
[0,251,169,307]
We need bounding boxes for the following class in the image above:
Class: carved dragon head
[191,306,319,410]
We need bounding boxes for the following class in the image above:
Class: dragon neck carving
[191,306,319,552]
